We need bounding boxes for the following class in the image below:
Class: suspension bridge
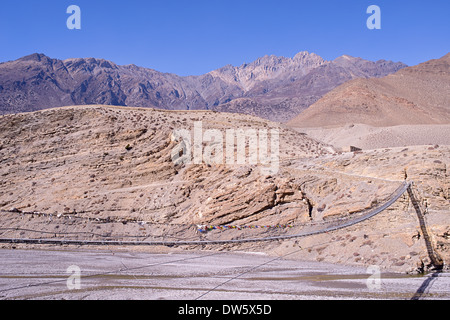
[0,181,434,250]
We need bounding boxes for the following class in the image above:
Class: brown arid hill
[288,53,450,128]
[0,106,448,273]
[0,52,406,122]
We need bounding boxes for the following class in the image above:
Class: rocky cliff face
[0,52,406,121]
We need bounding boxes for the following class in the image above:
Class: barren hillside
[0,106,448,273]
[288,53,450,128]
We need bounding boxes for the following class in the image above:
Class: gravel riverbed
[0,248,448,300]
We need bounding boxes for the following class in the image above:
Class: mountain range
[0,52,407,122]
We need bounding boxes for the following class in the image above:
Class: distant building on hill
[342,146,362,152]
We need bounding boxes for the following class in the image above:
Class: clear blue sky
[0,0,449,76]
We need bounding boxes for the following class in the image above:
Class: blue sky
[0,0,449,76]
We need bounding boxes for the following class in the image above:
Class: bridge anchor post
[407,183,444,271]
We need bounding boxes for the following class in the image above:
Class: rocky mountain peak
[18,53,51,63]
